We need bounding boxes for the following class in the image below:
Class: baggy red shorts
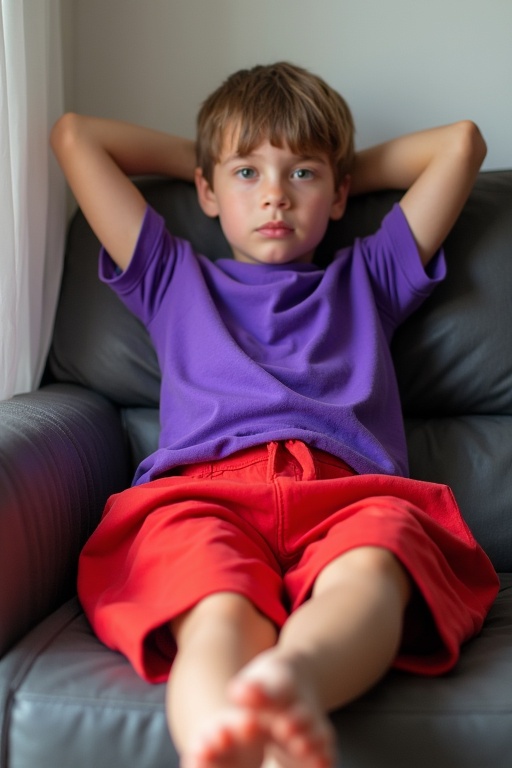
[77,440,499,683]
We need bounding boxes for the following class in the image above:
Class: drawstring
[285,440,317,481]
[267,440,318,482]
[266,441,279,483]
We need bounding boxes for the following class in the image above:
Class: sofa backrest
[49,172,512,571]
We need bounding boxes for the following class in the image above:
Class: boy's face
[195,132,350,266]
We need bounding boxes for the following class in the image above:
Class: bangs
[234,104,332,160]
[196,62,355,185]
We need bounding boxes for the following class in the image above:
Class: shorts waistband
[177,441,355,482]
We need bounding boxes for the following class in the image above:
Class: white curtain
[0,0,66,400]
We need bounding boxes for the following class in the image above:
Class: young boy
[51,62,498,768]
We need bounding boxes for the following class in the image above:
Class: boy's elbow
[454,120,487,170]
[50,112,82,158]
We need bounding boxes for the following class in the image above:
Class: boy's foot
[182,706,266,768]
[183,651,336,768]
[229,651,336,768]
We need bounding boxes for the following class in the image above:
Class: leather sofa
[1,171,511,768]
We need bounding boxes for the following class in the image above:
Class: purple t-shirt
[100,203,445,485]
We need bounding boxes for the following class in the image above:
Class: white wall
[68,0,512,170]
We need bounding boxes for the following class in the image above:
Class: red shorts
[78,441,498,683]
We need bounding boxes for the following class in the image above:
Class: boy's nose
[262,180,290,208]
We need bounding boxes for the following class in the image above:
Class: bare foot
[228,650,337,768]
[182,706,266,768]
[180,651,336,768]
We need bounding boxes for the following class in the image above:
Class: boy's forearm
[349,122,486,196]
[349,121,486,266]
[51,113,198,271]
[51,114,197,182]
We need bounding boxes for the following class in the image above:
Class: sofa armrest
[0,384,131,656]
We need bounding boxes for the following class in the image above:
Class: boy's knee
[316,546,412,606]
[171,592,276,646]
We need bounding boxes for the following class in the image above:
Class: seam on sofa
[11,693,165,713]
[0,603,82,767]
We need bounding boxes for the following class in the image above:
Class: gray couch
[1,172,511,768]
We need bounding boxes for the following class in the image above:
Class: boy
[51,62,498,768]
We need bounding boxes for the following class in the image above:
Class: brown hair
[196,62,355,187]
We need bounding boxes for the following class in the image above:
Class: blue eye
[237,168,256,179]
[293,169,313,180]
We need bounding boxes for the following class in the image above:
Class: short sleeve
[360,203,446,326]
[98,205,178,325]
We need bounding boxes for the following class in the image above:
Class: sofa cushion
[392,172,512,417]
[2,577,511,768]
[405,415,512,571]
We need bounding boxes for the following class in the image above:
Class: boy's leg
[166,591,278,767]
[260,544,412,711]
[187,546,411,768]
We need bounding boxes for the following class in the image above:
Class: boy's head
[196,62,355,189]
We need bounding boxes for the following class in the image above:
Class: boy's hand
[51,114,196,271]
[349,122,487,266]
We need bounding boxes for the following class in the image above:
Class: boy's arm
[349,121,487,266]
[51,114,196,271]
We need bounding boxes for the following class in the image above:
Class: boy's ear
[330,175,351,221]
[195,167,219,218]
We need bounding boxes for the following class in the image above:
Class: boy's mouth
[257,221,294,237]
